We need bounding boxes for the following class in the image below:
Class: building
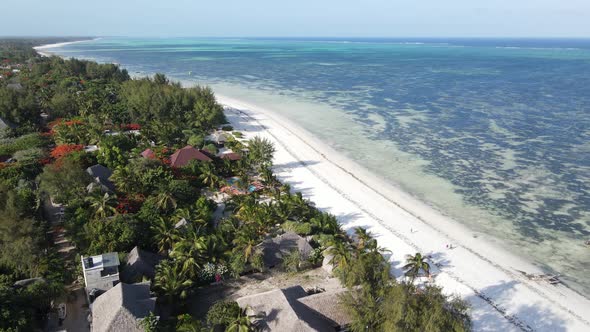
[169,145,212,168]
[219,151,242,161]
[81,252,120,301]
[120,247,163,283]
[140,148,155,159]
[236,286,350,331]
[90,282,156,332]
[260,232,314,269]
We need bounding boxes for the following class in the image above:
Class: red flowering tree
[50,144,84,159]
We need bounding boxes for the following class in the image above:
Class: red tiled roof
[170,145,212,168]
[220,152,242,161]
[140,149,155,159]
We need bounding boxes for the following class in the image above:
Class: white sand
[33,38,99,57]
[219,94,590,332]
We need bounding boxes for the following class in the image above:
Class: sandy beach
[33,38,98,57]
[218,95,590,332]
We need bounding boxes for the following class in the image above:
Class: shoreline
[33,38,100,57]
[217,94,590,331]
[31,41,590,330]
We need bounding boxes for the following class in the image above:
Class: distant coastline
[33,38,100,57]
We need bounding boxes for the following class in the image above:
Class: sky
[2,0,590,38]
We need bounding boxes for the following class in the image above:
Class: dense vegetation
[0,40,470,331]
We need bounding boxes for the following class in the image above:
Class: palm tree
[154,260,193,302]
[199,162,220,188]
[310,213,340,235]
[171,227,207,278]
[151,217,178,255]
[354,227,373,250]
[154,191,177,211]
[226,306,256,332]
[86,192,118,219]
[328,242,352,271]
[232,230,258,263]
[111,166,135,194]
[403,252,431,282]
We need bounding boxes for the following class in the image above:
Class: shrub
[203,143,217,155]
[282,221,312,236]
[206,300,240,328]
[250,248,265,272]
[308,247,324,267]
[232,131,243,138]
[221,125,233,131]
[282,249,302,273]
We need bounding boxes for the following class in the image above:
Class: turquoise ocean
[47,37,590,296]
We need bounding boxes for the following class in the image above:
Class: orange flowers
[50,144,84,159]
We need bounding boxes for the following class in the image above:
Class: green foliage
[281,220,312,236]
[0,278,63,332]
[0,133,47,156]
[282,249,302,273]
[85,214,139,254]
[39,159,91,203]
[140,311,159,332]
[154,260,193,302]
[232,131,243,138]
[206,300,241,329]
[247,136,275,169]
[221,125,233,131]
[12,147,44,164]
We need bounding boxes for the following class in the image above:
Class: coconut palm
[86,192,118,219]
[151,217,178,255]
[154,190,177,211]
[232,230,258,263]
[310,213,340,235]
[328,242,352,271]
[154,260,193,302]
[171,227,208,278]
[199,162,220,188]
[354,227,374,250]
[403,252,431,282]
[111,166,135,194]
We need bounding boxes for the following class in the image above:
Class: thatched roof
[121,247,163,283]
[170,145,212,168]
[260,232,314,268]
[236,286,335,331]
[90,282,156,332]
[297,289,351,328]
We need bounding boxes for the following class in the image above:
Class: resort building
[81,252,120,301]
[169,145,212,168]
[236,286,350,331]
[89,282,156,332]
[140,148,155,159]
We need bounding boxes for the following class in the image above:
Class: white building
[81,252,120,301]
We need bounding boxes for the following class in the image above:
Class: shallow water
[49,37,590,295]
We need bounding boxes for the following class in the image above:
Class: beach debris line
[516,270,562,285]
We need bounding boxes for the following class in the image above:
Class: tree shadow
[466,280,568,332]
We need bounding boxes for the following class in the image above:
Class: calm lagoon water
[48,37,590,295]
